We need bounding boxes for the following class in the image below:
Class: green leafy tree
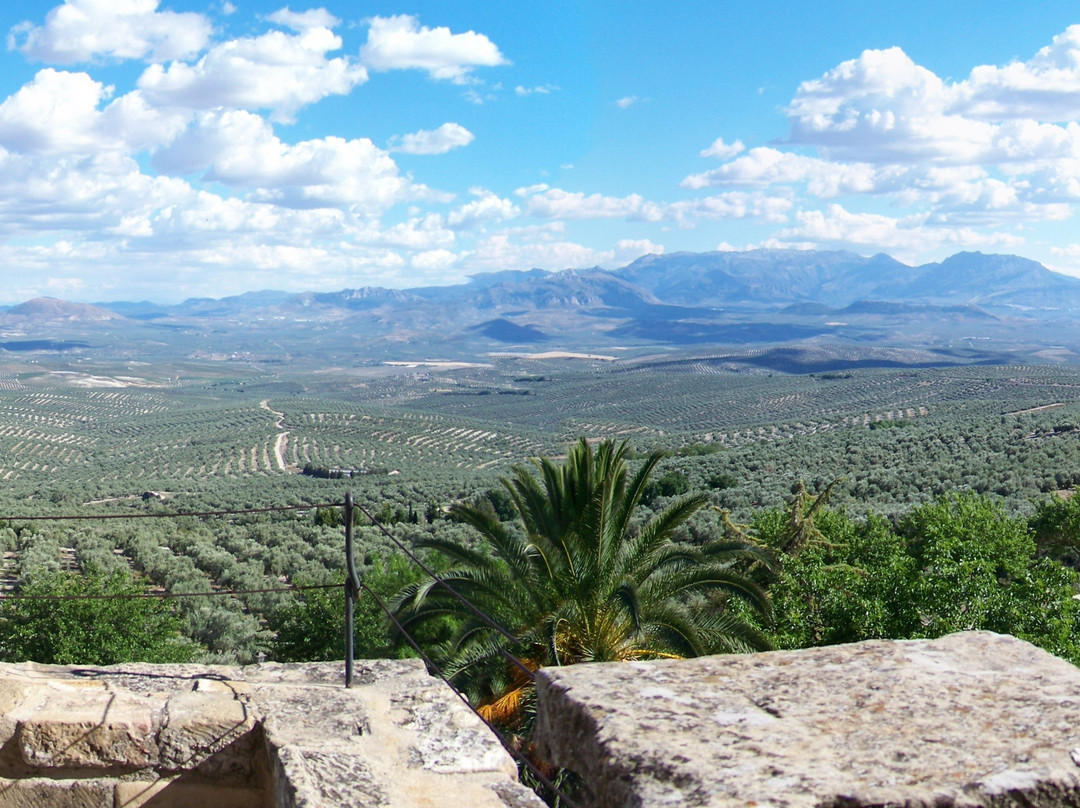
[270,555,427,662]
[762,492,1080,665]
[314,506,342,528]
[899,494,1080,660]
[756,506,914,648]
[1030,490,1080,567]
[657,470,690,498]
[394,438,773,732]
[0,568,197,665]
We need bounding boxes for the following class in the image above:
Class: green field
[1,356,1080,662]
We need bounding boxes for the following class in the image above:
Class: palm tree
[393,438,773,730]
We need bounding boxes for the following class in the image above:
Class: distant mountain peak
[4,298,121,322]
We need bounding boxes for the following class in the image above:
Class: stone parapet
[0,657,542,808]
[534,631,1080,808]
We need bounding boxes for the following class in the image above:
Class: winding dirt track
[259,399,290,472]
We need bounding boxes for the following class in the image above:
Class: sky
[3,2,1080,303]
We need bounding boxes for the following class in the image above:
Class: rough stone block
[0,777,112,807]
[270,746,388,808]
[157,690,255,777]
[0,658,541,807]
[393,688,516,776]
[113,779,266,808]
[9,683,156,770]
[534,631,1080,808]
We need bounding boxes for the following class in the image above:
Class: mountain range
[3,249,1080,366]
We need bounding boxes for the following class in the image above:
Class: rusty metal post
[344,492,359,688]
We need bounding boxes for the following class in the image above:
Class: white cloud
[776,203,1024,257]
[0,69,110,155]
[466,232,613,273]
[1050,243,1080,268]
[701,138,745,159]
[446,189,520,229]
[517,186,664,221]
[786,47,996,164]
[615,96,639,109]
[266,7,339,32]
[614,239,664,262]
[954,26,1080,122]
[357,215,455,250]
[684,148,825,189]
[0,69,187,156]
[388,122,475,155]
[785,40,1080,168]
[152,109,415,213]
[685,31,1080,235]
[511,185,791,228]
[411,248,458,271]
[360,15,507,83]
[515,84,558,96]
[668,192,793,225]
[137,26,366,122]
[10,0,211,63]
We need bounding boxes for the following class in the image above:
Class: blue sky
[1,1,1080,302]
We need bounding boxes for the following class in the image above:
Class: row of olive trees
[8,436,1080,708]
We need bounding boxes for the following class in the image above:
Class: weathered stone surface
[0,777,113,807]
[269,746,388,808]
[393,685,516,775]
[113,779,265,808]
[157,690,255,777]
[534,631,1080,808]
[255,659,541,808]
[0,658,542,807]
[11,685,155,769]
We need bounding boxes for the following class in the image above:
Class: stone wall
[0,657,542,807]
[534,631,1080,808]
[7,631,1079,808]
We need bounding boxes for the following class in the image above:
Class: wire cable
[0,583,337,601]
[0,502,340,522]
[0,495,575,803]
[351,500,536,683]
[359,581,582,808]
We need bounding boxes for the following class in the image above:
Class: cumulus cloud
[514,185,790,227]
[668,192,793,225]
[517,186,664,221]
[137,26,366,122]
[784,40,1080,168]
[266,7,339,32]
[684,29,1080,238]
[615,96,640,109]
[0,69,110,155]
[0,69,187,156]
[466,231,613,273]
[700,138,745,159]
[0,145,210,249]
[10,0,211,63]
[953,26,1080,122]
[684,148,826,189]
[387,122,475,155]
[446,188,520,229]
[152,109,416,212]
[411,248,458,271]
[614,238,664,262]
[776,203,1024,256]
[360,15,507,83]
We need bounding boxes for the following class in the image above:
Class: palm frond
[643,563,772,619]
[390,437,777,718]
[609,579,643,634]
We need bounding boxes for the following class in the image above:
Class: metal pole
[344,492,359,688]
